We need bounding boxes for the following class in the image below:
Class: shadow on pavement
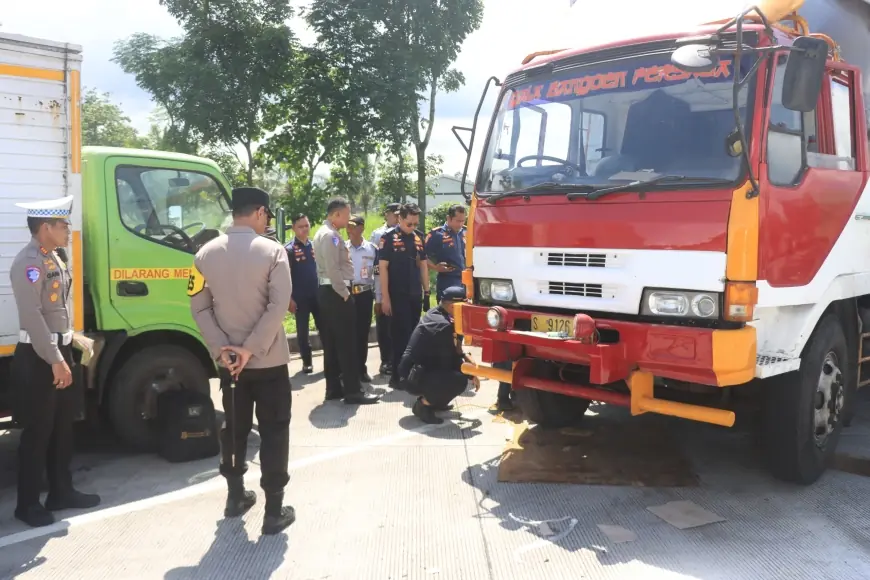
[163,518,288,580]
[0,529,67,578]
[307,401,359,429]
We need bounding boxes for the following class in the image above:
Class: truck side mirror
[671,44,720,73]
[782,36,828,113]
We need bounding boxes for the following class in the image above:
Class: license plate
[531,314,575,337]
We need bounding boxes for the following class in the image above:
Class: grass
[281,212,439,335]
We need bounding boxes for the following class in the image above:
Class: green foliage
[112,0,297,184]
[428,201,459,227]
[81,88,148,148]
[273,166,332,225]
[327,153,377,214]
[375,151,443,207]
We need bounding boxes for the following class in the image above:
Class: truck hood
[472,195,730,252]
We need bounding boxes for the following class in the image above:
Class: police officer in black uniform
[377,203,429,387]
[285,213,321,374]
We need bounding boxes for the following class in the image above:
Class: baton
[227,351,238,469]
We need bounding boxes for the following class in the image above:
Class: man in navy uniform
[285,213,320,374]
[9,195,100,528]
[370,203,400,375]
[425,204,466,301]
[378,203,429,387]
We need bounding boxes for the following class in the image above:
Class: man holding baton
[188,186,295,536]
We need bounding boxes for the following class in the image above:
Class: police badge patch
[25,266,40,284]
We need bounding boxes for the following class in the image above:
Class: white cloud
[4,0,754,177]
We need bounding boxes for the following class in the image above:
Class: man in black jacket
[397,286,479,424]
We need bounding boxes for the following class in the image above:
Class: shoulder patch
[25,266,40,284]
[187,264,206,297]
[332,235,340,247]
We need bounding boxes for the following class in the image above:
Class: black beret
[441,286,466,301]
[232,187,274,218]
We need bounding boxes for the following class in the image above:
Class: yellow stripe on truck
[725,180,759,281]
[70,69,81,174]
[0,64,65,81]
[72,231,84,332]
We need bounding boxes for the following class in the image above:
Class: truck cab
[79,147,233,450]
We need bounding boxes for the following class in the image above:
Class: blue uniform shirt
[378,226,426,298]
[425,224,466,293]
[285,237,318,302]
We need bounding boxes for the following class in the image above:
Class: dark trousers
[318,286,363,397]
[494,360,513,400]
[294,297,321,366]
[376,312,392,367]
[353,289,374,373]
[390,294,423,375]
[12,343,77,508]
[407,367,468,408]
[219,364,292,494]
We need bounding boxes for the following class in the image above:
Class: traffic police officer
[313,197,380,404]
[425,204,467,301]
[285,213,320,374]
[370,203,400,375]
[188,186,296,536]
[378,203,429,386]
[346,215,378,383]
[10,195,100,528]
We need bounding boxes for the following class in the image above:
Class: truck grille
[547,252,607,268]
[548,282,604,298]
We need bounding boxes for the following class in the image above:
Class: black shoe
[325,391,344,402]
[224,490,257,518]
[302,364,313,374]
[15,504,54,527]
[262,493,296,535]
[360,372,373,383]
[496,398,515,412]
[433,403,454,412]
[380,364,392,375]
[45,490,101,511]
[412,397,443,424]
[344,392,381,405]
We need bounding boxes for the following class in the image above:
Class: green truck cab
[79,146,232,450]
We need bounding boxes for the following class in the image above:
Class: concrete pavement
[0,347,866,579]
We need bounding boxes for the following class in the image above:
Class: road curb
[286,323,377,352]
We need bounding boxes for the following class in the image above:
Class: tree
[376,151,443,206]
[81,88,148,148]
[327,153,377,214]
[112,0,297,185]
[306,0,484,227]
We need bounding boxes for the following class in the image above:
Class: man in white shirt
[347,215,378,383]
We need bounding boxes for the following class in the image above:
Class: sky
[3,0,753,179]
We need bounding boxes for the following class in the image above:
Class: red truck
[453,0,870,484]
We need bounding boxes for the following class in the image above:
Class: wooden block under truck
[452,0,870,484]
[0,32,236,451]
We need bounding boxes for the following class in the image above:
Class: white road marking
[0,408,491,550]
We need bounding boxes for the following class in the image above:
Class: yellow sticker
[50,293,58,302]
[186,264,205,297]
[52,281,59,289]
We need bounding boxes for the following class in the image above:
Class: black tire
[108,345,210,452]
[762,314,848,484]
[515,388,591,428]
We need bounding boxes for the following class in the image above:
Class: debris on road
[647,500,726,530]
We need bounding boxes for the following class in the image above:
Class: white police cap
[15,195,74,220]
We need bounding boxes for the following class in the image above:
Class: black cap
[441,286,466,301]
[348,215,365,227]
[232,187,274,219]
[384,203,400,214]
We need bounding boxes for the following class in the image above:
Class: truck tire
[515,388,590,428]
[108,345,210,452]
[762,314,848,484]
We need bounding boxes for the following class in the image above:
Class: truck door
[105,156,231,331]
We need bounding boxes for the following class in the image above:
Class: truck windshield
[477,53,756,195]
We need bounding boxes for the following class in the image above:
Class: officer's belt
[19,330,73,346]
[351,283,374,295]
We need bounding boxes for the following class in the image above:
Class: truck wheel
[515,388,590,428]
[762,315,848,484]
[108,345,210,452]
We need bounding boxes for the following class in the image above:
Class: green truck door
[104,156,232,331]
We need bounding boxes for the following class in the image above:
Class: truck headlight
[641,289,720,319]
[478,278,515,303]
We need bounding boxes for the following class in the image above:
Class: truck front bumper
[454,303,758,428]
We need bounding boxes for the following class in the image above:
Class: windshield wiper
[486,182,596,204]
[571,175,734,201]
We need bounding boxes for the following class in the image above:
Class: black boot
[224,477,256,518]
[45,489,101,512]
[262,492,296,535]
[15,504,54,527]
[302,360,313,374]
[412,397,443,425]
